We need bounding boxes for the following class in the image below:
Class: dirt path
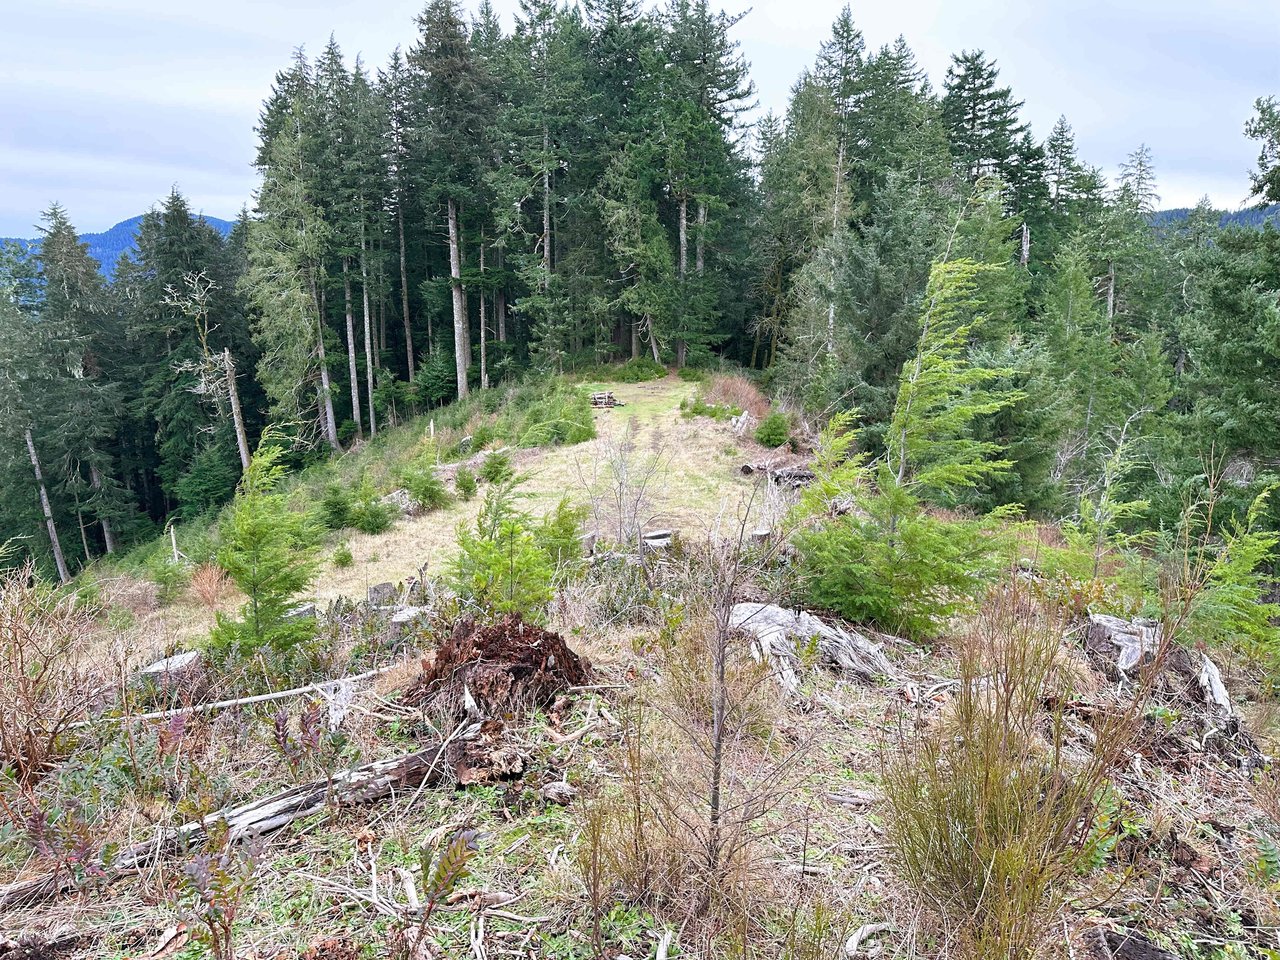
[316,376,760,602]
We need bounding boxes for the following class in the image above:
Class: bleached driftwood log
[0,726,478,909]
[729,602,894,694]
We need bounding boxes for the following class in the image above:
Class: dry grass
[191,562,231,609]
[703,374,770,419]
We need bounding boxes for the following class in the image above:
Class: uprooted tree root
[405,614,591,719]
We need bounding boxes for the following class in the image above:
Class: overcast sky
[2,0,1277,237]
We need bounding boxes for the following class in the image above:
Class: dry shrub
[0,561,98,782]
[191,562,230,609]
[704,374,769,420]
[577,525,800,931]
[882,580,1139,959]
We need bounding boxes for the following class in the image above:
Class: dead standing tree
[164,271,252,473]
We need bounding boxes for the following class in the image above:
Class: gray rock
[284,602,317,621]
[540,780,578,805]
[379,488,421,517]
[368,582,398,607]
[389,605,430,637]
[140,650,201,677]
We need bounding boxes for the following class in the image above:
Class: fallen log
[0,725,480,910]
[729,602,895,695]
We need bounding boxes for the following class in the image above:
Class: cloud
[1,0,1274,233]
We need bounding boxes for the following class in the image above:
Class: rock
[139,650,201,679]
[284,602,317,621]
[379,488,421,517]
[368,582,398,607]
[641,529,673,551]
[729,602,895,695]
[389,606,430,638]
[540,780,578,805]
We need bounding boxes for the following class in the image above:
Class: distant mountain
[1,213,237,280]
[1152,204,1280,231]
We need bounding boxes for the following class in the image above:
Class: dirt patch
[404,614,591,719]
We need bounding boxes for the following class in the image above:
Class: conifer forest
[3,3,1280,958]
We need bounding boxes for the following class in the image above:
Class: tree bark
[447,198,470,399]
[224,349,251,473]
[696,201,706,275]
[496,246,507,343]
[313,304,341,452]
[342,260,363,440]
[361,235,378,437]
[88,461,117,554]
[25,429,70,583]
[399,198,414,379]
[479,239,489,390]
[676,196,688,368]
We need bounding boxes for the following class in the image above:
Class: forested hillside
[2,0,1279,580]
[0,214,236,281]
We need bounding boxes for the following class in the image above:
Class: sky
[1,0,1277,237]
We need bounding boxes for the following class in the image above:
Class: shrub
[613,358,666,383]
[449,481,583,621]
[883,582,1135,959]
[331,543,354,569]
[191,562,229,609]
[455,467,477,501]
[319,483,353,530]
[754,411,791,448]
[510,382,595,447]
[400,460,452,512]
[145,553,190,604]
[479,450,514,484]
[209,440,319,659]
[677,366,708,382]
[0,562,97,782]
[704,373,769,419]
[346,480,396,535]
[796,471,1010,638]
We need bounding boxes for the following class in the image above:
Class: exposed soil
[404,614,592,719]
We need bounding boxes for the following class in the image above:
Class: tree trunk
[25,429,70,584]
[88,461,117,554]
[479,239,489,390]
[361,235,378,437]
[496,246,507,342]
[398,198,414,380]
[1106,261,1116,319]
[224,349,251,473]
[631,320,640,360]
[447,198,470,400]
[313,304,341,452]
[76,501,92,564]
[696,201,706,275]
[342,260,363,440]
[676,195,688,368]
[542,126,553,288]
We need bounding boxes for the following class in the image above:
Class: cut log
[729,603,894,695]
[0,728,481,910]
[589,391,625,408]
